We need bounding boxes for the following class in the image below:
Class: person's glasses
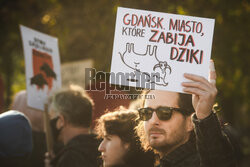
[138,106,188,121]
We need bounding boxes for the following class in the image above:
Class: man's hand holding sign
[182,60,217,119]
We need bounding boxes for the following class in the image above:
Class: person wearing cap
[136,60,238,167]
[11,90,46,167]
[0,110,33,167]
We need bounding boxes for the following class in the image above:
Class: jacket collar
[160,132,196,166]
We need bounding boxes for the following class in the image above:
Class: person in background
[46,85,101,167]
[12,90,44,131]
[0,110,32,167]
[96,108,155,167]
[11,90,46,167]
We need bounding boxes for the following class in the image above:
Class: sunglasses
[138,106,188,121]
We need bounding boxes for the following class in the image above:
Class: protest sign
[110,7,215,93]
[20,25,61,110]
[61,59,93,88]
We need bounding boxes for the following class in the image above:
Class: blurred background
[0,0,249,164]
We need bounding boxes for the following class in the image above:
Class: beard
[150,138,179,154]
[148,128,188,155]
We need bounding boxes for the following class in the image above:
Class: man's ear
[185,115,194,132]
[123,142,130,151]
[57,114,65,129]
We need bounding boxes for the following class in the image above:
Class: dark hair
[50,85,94,128]
[136,91,195,152]
[178,93,195,116]
[95,108,155,167]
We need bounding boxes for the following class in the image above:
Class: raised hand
[182,60,217,119]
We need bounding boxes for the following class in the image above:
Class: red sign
[31,49,56,90]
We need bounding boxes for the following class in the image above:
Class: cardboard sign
[61,59,93,88]
[20,25,61,110]
[110,7,215,93]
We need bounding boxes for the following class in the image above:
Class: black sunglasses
[138,106,188,121]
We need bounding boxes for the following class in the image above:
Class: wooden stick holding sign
[43,103,54,157]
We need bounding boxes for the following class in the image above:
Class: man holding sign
[136,61,237,167]
[110,7,237,166]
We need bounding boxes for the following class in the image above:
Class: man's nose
[148,112,160,125]
[98,140,105,152]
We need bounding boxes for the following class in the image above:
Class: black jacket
[29,131,47,167]
[51,134,101,167]
[159,113,237,167]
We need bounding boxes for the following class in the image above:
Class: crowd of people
[0,61,242,167]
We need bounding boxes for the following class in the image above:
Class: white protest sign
[61,59,93,88]
[110,7,215,93]
[20,25,61,110]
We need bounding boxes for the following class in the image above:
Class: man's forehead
[144,90,179,108]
